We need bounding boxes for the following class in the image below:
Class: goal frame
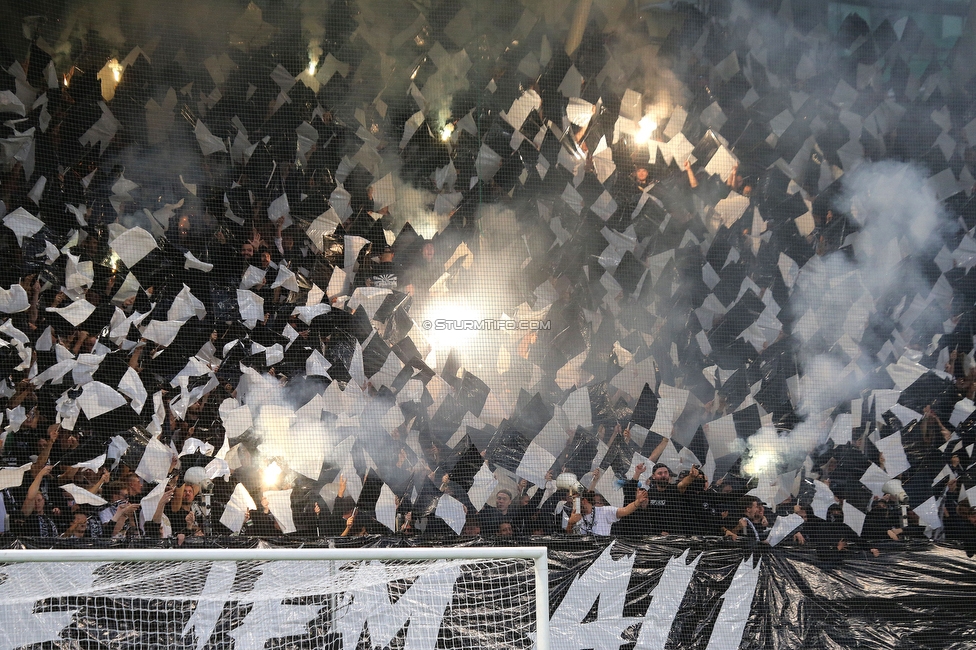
[0,545,550,650]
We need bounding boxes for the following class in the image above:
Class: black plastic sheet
[2,537,976,649]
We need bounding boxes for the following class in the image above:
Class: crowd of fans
[3,405,976,564]
[0,0,975,570]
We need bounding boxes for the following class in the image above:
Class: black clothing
[612,479,644,537]
[243,510,279,537]
[296,505,347,537]
[369,260,398,289]
[679,489,724,536]
[739,516,767,542]
[478,505,512,537]
[861,503,902,542]
[642,484,682,535]
[944,502,976,557]
[14,512,58,537]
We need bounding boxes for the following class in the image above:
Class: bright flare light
[744,450,778,477]
[635,115,657,144]
[424,303,482,352]
[440,123,454,141]
[109,59,122,82]
[308,60,317,75]
[98,59,124,101]
[263,461,282,487]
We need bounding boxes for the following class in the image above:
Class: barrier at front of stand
[2,537,976,649]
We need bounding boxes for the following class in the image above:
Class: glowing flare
[263,461,282,487]
[744,451,777,477]
[109,59,122,82]
[635,115,657,144]
[440,123,454,141]
[98,58,124,101]
[423,303,482,352]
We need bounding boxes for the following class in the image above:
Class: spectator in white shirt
[565,489,647,536]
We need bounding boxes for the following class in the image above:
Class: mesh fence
[2,0,976,646]
[0,553,538,649]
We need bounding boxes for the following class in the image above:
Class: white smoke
[300,0,325,73]
[744,162,950,479]
[237,369,408,490]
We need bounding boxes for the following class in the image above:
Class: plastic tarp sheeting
[2,537,976,649]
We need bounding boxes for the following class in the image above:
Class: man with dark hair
[480,489,514,536]
[642,463,683,536]
[723,495,768,542]
[460,515,481,537]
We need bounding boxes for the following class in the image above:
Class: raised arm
[648,437,669,463]
[565,510,581,533]
[88,468,111,495]
[589,467,602,491]
[677,465,702,494]
[340,508,357,537]
[170,483,186,512]
[152,487,176,524]
[111,502,140,538]
[727,163,738,188]
[615,488,647,519]
[8,379,34,409]
[684,159,698,188]
[632,462,646,482]
[22,464,53,515]
[31,424,59,477]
